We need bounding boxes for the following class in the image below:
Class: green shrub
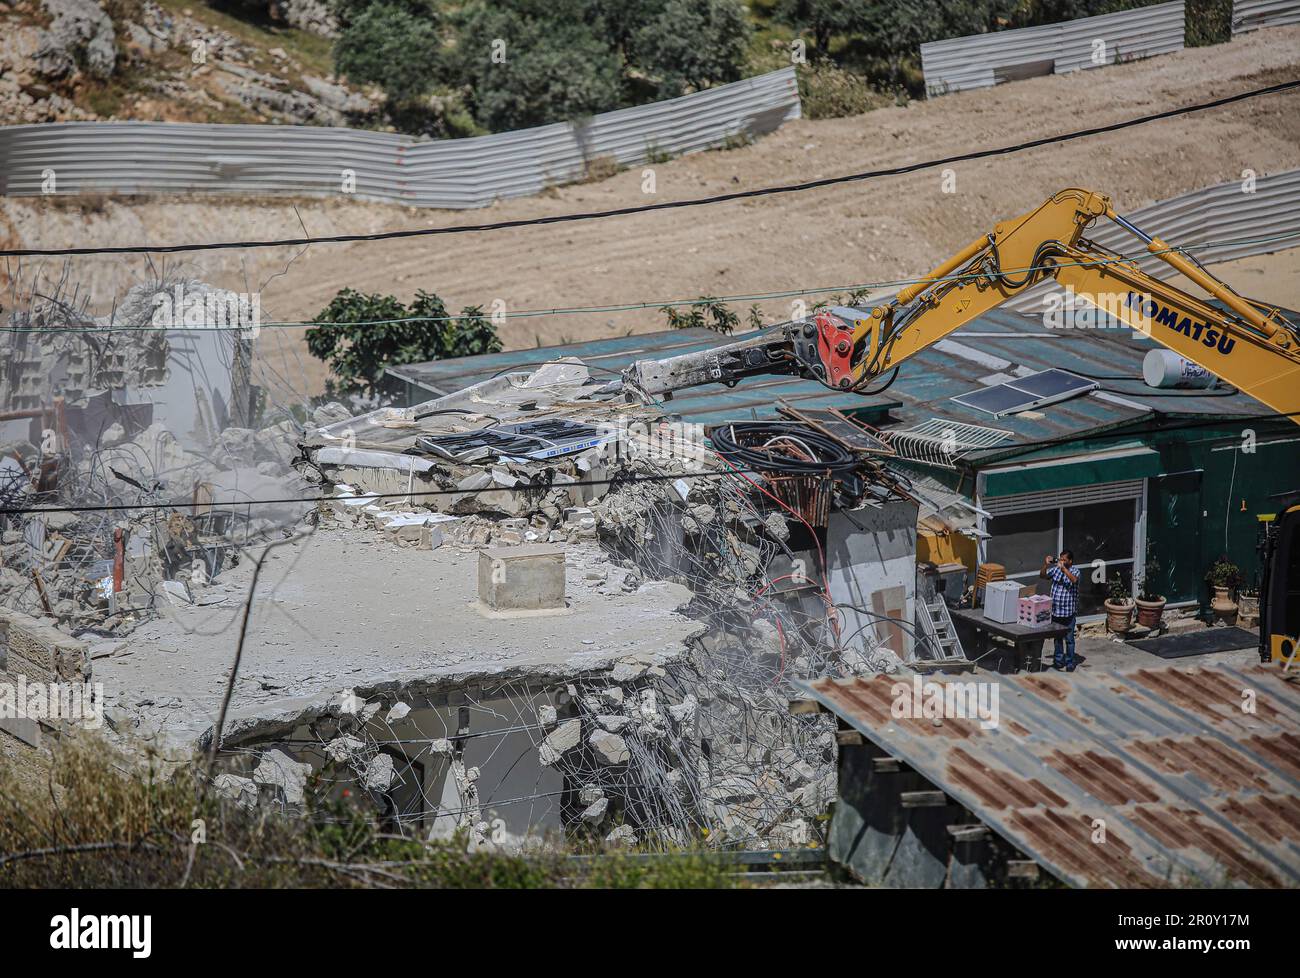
[662,297,740,334]
[0,735,740,888]
[329,0,755,134]
[305,288,502,396]
[797,62,888,119]
[1185,0,1233,46]
[332,2,442,105]
[628,0,752,97]
[445,0,625,132]
[1204,556,1242,592]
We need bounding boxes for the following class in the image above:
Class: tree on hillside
[1016,0,1149,24]
[330,0,440,31]
[774,0,868,55]
[305,289,502,396]
[445,0,625,132]
[332,2,442,105]
[629,0,751,97]
[330,0,753,134]
[848,0,1014,83]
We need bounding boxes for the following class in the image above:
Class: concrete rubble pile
[1,278,318,638]
[286,358,914,850]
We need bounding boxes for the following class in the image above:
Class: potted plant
[1135,547,1166,629]
[1205,556,1242,624]
[1103,572,1134,633]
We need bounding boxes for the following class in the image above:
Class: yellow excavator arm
[622,189,1300,667]
[627,188,1300,425]
[815,188,1300,422]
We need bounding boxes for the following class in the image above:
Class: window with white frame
[980,480,1145,617]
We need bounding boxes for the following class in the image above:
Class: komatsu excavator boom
[627,187,1300,424]
[624,188,1300,665]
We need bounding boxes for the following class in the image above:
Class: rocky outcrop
[34,0,117,81]
[1,0,371,125]
[269,0,338,37]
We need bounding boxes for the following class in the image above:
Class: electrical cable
[830,601,945,662]
[1098,385,1240,398]
[855,365,901,396]
[709,422,859,476]
[410,407,503,422]
[4,78,1297,259]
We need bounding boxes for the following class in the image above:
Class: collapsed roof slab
[305,359,715,505]
[92,526,701,752]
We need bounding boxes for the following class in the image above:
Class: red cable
[715,451,841,643]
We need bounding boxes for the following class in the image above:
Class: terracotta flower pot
[1104,599,1135,634]
[1135,596,1166,629]
[1211,586,1238,625]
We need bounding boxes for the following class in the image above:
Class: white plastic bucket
[1141,349,1216,389]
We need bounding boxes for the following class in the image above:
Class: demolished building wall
[0,273,315,635]
[249,357,929,850]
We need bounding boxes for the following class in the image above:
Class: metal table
[949,607,1071,673]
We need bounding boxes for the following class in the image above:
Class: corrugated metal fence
[1232,0,1300,32]
[920,1,1186,96]
[1004,167,1300,313]
[0,68,799,209]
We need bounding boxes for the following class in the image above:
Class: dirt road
[5,26,1299,398]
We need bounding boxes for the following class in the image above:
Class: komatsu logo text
[1126,292,1236,355]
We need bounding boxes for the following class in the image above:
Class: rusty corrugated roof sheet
[798,663,1300,888]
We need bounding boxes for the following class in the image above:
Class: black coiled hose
[708,422,860,475]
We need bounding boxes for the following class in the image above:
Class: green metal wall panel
[1146,469,1203,604]
[1130,422,1298,610]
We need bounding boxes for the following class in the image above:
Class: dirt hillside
[5,24,1299,398]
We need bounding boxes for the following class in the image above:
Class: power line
[0,467,757,516]
[7,226,1299,334]
[4,78,1297,260]
[3,408,1296,517]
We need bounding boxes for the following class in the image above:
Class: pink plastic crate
[1018,594,1052,626]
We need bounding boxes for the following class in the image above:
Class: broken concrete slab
[589,729,630,765]
[385,702,411,723]
[324,735,365,763]
[364,753,395,792]
[253,748,312,806]
[539,717,581,766]
[0,606,91,684]
[212,773,259,809]
[605,824,636,847]
[580,797,609,823]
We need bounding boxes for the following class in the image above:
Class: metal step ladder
[915,593,968,663]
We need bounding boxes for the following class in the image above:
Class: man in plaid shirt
[1040,549,1079,671]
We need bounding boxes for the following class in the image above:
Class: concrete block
[477,544,566,611]
[0,715,43,748]
[0,607,91,683]
[589,729,630,765]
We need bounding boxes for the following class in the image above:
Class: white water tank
[1142,349,1217,389]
